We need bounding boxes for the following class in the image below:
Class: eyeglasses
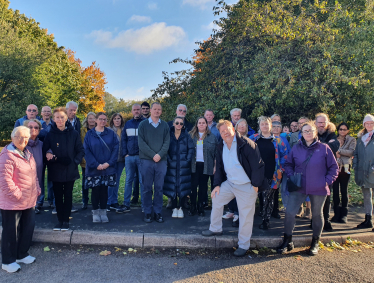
[175,122,184,126]
[142,107,150,110]
[27,109,37,113]
[338,128,348,131]
[302,130,315,134]
[98,118,107,121]
[28,126,40,130]
[178,109,187,113]
[14,136,29,140]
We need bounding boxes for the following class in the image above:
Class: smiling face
[365,121,374,133]
[338,125,349,137]
[272,124,282,136]
[290,122,298,132]
[96,114,108,128]
[54,111,68,129]
[87,114,96,128]
[237,121,247,136]
[316,116,328,135]
[219,124,235,143]
[41,106,52,120]
[67,105,77,121]
[28,121,40,140]
[176,106,187,118]
[141,105,150,116]
[12,128,30,151]
[26,105,38,119]
[197,118,207,133]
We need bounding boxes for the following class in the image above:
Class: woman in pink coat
[0,126,41,273]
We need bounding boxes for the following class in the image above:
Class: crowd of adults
[1,100,374,272]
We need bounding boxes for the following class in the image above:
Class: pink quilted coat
[0,144,41,210]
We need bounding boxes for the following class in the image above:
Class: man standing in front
[66,101,81,136]
[138,102,170,223]
[202,120,264,257]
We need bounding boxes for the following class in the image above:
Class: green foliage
[152,0,374,130]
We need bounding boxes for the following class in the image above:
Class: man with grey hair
[230,108,255,136]
[167,104,193,132]
[14,104,46,129]
[66,101,81,136]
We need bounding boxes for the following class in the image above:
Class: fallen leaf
[128,248,134,252]
[185,252,190,255]
[134,249,137,253]
[69,217,73,219]
[77,249,81,252]
[115,247,122,252]
[123,252,127,255]
[252,250,259,254]
[44,210,49,212]
[174,263,177,265]
[131,230,133,233]
[99,250,111,256]
[44,246,50,252]
[271,249,277,253]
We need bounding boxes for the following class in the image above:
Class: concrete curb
[17,228,374,249]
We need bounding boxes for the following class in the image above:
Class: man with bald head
[14,104,46,129]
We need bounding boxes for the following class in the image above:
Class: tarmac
[1,204,373,249]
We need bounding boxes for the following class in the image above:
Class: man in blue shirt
[14,104,46,129]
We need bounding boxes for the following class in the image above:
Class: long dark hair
[109,113,124,128]
[189,116,211,140]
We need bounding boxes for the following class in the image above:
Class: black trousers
[332,170,350,209]
[323,188,332,221]
[53,181,74,223]
[273,188,279,214]
[171,195,186,209]
[191,162,209,207]
[91,185,108,210]
[1,208,35,264]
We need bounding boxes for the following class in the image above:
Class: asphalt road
[0,243,373,283]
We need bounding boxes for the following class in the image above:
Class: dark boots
[308,236,320,256]
[357,214,373,229]
[340,207,348,223]
[331,206,340,223]
[188,205,197,216]
[259,220,269,230]
[197,203,205,216]
[277,233,294,254]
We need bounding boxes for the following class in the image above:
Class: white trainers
[233,215,239,222]
[177,208,184,218]
[172,208,178,218]
[222,212,234,219]
[16,255,36,264]
[2,262,21,273]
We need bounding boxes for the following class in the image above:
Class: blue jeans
[108,161,126,205]
[124,156,143,207]
[140,159,167,215]
[37,166,54,206]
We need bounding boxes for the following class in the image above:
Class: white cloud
[88,22,187,54]
[147,2,158,10]
[112,87,150,100]
[128,15,152,24]
[202,21,219,31]
[183,0,214,9]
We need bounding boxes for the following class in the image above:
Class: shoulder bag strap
[97,134,111,153]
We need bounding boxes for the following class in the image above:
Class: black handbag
[287,150,315,192]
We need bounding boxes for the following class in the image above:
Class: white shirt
[223,136,251,185]
[148,117,161,128]
[196,132,204,162]
[69,117,76,127]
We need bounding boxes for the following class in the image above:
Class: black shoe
[277,233,294,254]
[121,205,131,212]
[71,206,78,213]
[202,230,223,237]
[61,222,69,231]
[188,206,196,216]
[271,212,281,219]
[36,204,43,210]
[110,203,120,210]
[183,198,190,210]
[106,204,111,212]
[331,206,340,223]
[259,220,270,230]
[308,236,320,256]
[340,207,348,223]
[144,214,153,223]
[323,220,333,232]
[130,198,139,205]
[35,207,40,214]
[53,222,63,231]
[82,203,88,210]
[198,203,205,216]
[232,216,239,227]
[116,207,125,213]
[154,213,164,223]
[357,214,373,229]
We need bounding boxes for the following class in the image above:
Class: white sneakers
[16,255,36,264]
[2,262,21,273]
[222,212,234,219]
[172,208,184,218]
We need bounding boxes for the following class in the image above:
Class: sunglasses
[175,122,184,126]
[28,126,40,130]
[178,109,187,113]
[27,109,37,112]
[142,107,150,110]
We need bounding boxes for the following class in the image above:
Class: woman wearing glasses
[277,121,338,256]
[84,112,119,223]
[163,117,194,218]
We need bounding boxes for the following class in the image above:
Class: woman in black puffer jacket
[163,117,194,219]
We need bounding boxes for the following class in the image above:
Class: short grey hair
[66,101,78,110]
[11,126,30,139]
[177,104,187,112]
[230,108,242,116]
[42,106,52,111]
[132,103,141,109]
[27,104,38,111]
[270,114,281,120]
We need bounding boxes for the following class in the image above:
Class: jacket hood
[87,126,112,138]
[298,137,320,148]
[50,121,74,133]
[27,138,40,147]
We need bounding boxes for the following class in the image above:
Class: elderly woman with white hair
[0,126,41,273]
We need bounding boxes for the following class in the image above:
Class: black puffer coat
[163,127,194,199]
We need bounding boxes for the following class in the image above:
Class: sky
[9,0,238,101]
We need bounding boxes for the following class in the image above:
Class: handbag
[287,150,315,192]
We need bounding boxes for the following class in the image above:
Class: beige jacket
[336,135,356,168]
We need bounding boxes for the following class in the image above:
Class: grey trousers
[362,187,373,215]
[284,192,326,238]
[209,180,257,250]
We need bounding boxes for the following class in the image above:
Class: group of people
[1,100,374,273]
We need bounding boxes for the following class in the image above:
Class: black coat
[42,122,85,182]
[214,132,265,191]
[163,127,195,199]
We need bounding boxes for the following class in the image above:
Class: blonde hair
[216,119,234,132]
[82,112,96,129]
[257,116,272,134]
[23,119,42,130]
[315,113,330,122]
[235,118,248,136]
[53,107,67,117]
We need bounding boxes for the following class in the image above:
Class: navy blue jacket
[84,127,119,177]
[15,115,47,129]
[121,117,144,157]
[163,127,195,199]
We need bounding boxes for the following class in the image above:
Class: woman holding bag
[277,121,338,256]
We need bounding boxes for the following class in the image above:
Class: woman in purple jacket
[277,121,338,256]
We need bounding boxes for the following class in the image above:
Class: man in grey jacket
[289,116,309,148]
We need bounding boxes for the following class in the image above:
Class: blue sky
[9,0,238,101]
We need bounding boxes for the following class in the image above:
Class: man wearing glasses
[289,116,309,148]
[14,104,47,129]
[141,102,151,119]
[167,104,193,132]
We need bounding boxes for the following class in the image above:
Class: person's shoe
[357,214,373,229]
[110,203,120,210]
[144,214,153,223]
[331,206,340,223]
[222,212,235,219]
[232,215,239,227]
[340,207,348,223]
[130,198,139,206]
[16,255,36,264]
[233,248,247,257]
[35,207,40,214]
[115,207,125,213]
[2,262,21,273]
[323,220,333,232]
[82,203,88,210]
[183,198,190,210]
[61,222,70,231]
[202,230,223,237]
[154,213,164,223]
[308,236,320,256]
[303,207,312,220]
[172,208,178,218]
[198,203,205,216]
[271,212,281,219]
[53,222,63,231]
[121,205,131,212]
[92,209,101,223]
[277,233,294,254]
[188,206,197,216]
[296,206,304,218]
[166,198,173,209]
[259,220,270,230]
[106,204,111,212]
[99,209,109,223]
[52,208,57,214]
[71,206,78,213]
[177,208,184,218]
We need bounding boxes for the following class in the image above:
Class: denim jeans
[124,156,143,207]
[37,166,54,206]
[140,159,167,215]
[108,161,125,205]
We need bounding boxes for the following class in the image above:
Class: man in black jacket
[167,104,193,132]
[202,120,265,257]
[316,113,340,232]
[66,101,81,137]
